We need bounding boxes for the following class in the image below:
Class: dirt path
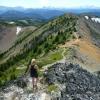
[62,47,66,59]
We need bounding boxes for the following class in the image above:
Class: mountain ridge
[0,13,100,100]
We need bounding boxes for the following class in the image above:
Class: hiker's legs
[32,77,38,90]
[35,78,38,89]
[32,77,34,89]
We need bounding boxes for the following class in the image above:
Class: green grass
[50,51,62,60]
[38,71,44,77]
[47,84,58,93]
[37,49,63,68]
[0,62,27,86]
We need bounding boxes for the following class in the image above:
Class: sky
[0,0,100,8]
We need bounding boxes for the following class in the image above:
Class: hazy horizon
[0,0,100,9]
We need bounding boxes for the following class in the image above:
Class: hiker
[25,58,39,90]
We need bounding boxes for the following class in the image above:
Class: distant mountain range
[0,6,65,21]
[0,6,100,21]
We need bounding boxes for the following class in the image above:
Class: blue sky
[0,0,100,8]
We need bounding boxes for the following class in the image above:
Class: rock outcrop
[45,63,100,100]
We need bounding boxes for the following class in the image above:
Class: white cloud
[40,0,49,7]
[0,0,100,8]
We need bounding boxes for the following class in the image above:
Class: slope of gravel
[45,63,100,100]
